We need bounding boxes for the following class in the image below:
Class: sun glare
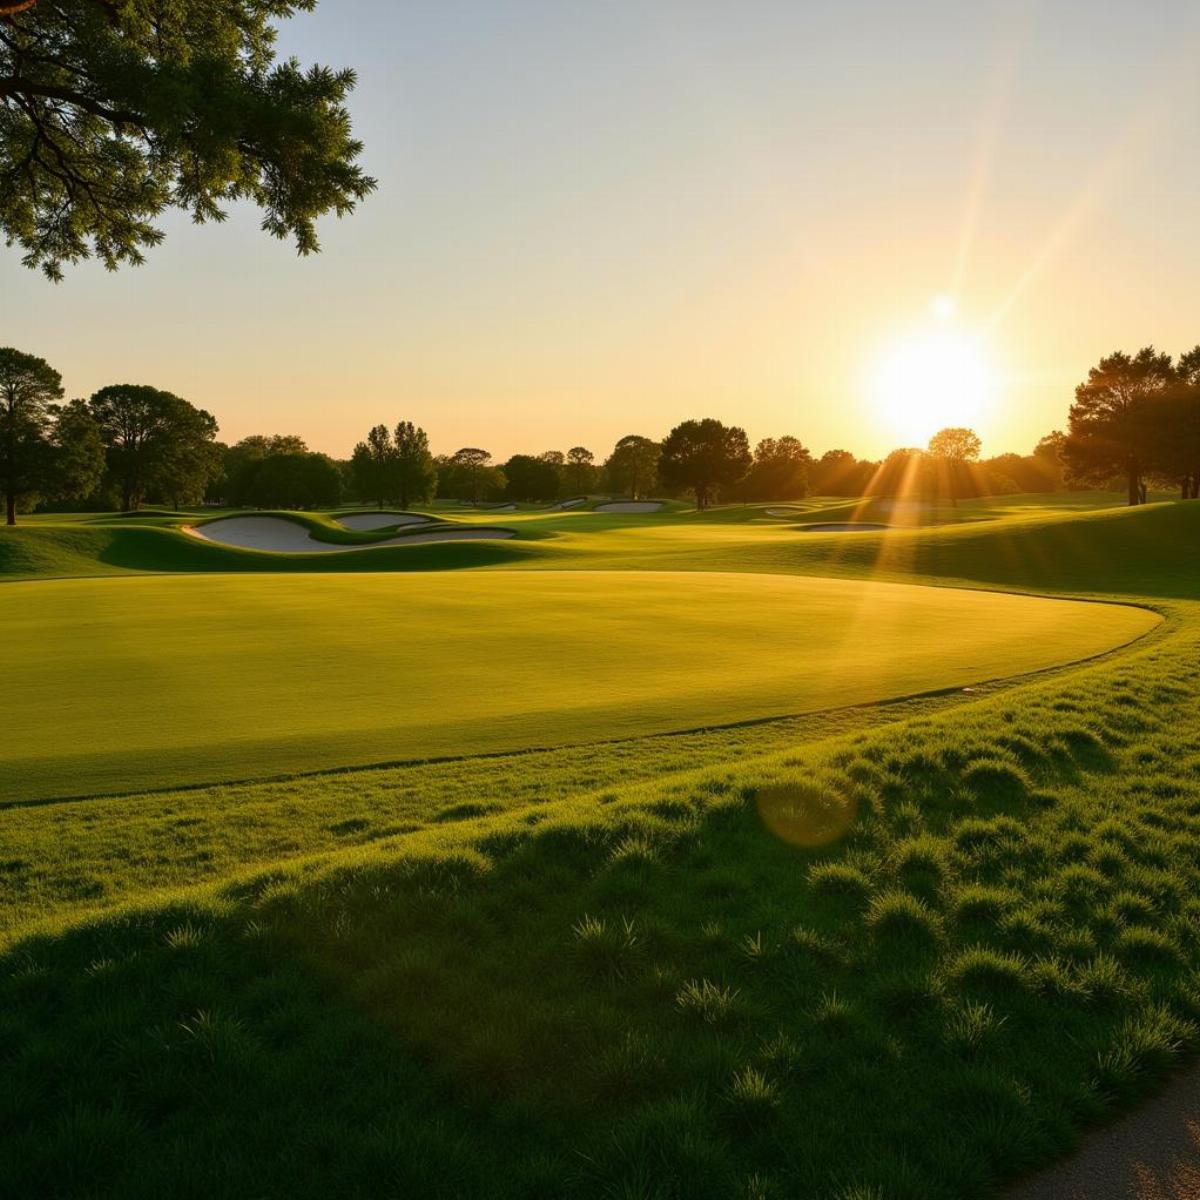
[871,327,997,446]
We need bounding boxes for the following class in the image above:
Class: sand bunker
[593,501,664,513]
[802,522,891,532]
[483,503,518,512]
[766,507,805,517]
[554,497,586,509]
[187,516,513,554]
[335,511,432,531]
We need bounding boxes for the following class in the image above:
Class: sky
[4,0,1200,462]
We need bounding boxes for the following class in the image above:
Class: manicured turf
[2,493,1198,1200]
[0,569,1155,802]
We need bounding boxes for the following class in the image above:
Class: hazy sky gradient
[5,0,1199,461]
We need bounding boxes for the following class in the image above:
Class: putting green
[1,571,1157,801]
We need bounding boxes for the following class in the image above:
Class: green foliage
[604,433,660,499]
[0,0,375,278]
[503,453,559,503]
[0,345,62,523]
[88,384,220,510]
[350,421,436,508]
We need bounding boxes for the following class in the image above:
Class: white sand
[765,507,805,517]
[554,498,586,509]
[336,511,432,531]
[483,503,518,512]
[187,517,513,554]
[802,522,890,532]
[593,501,664,513]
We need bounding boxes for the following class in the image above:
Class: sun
[871,327,997,446]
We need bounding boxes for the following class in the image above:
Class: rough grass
[2,496,1199,1198]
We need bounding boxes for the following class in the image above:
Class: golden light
[870,326,997,446]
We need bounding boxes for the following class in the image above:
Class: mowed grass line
[0,570,1156,801]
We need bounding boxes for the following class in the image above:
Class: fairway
[1,570,1156,801]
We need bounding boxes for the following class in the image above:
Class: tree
[153,404,221,508]
[926,426,982,504]
[603,434,660,500]
[658,418,751,509]
[1144,385,1200,500]
[0,0,375,279]
[221,435,308,505]
[89,384,219,511]
[50,398,105,503]
[350,424,396,509]
[393,421,437,508]
[447,447,493,506]
[742,436,810,502]
[811,449,867,497]
[503,454,559,503]
[246,452,341,509]
[0,345,61,523]
[864,448,927,498]
[565,446,595,495]
[1062,347,1176,505]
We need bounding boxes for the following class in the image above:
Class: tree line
[5,342,1198,524]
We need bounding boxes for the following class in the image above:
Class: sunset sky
[5,0,1200,463]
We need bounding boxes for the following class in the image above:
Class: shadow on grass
[5,681,1198,1200]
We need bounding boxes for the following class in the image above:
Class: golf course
[2,493,1198,1198]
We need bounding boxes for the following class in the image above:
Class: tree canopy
[1063,347,1180,505]
[0,344,60,522]
[350,421,437,509]
[503,454,559,503]
[0,0,375,278]
[742,436,810,502]
[603,435,660,500]
[658,418,751,509]
[89,383,219,510]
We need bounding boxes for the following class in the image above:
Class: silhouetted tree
[865,448,927,498]
[439,447,502,505]
[742,436,810,501]
[504,454,559,503]
[1062,348,1176,505]
[246,452,342,509]
[350,426,394,509]
[566,446,596,495]
[0,346,61,524]
[0,0,375,279]
[811,449,869,496]
[604,435,660,500]
[221,435,309,505]
[927,426,982,504]
[393,422,437,508]
[658,418,751,509]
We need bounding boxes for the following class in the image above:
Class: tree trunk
[1127,465,1140,507]
[5,490,15,526]
[1191,473,1199,500]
